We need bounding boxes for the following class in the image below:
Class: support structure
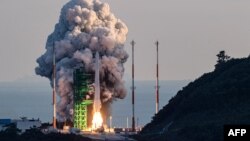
[131,40,136,132]
[52,45,57,129]
[73,68,93,130]
[155,41,160,114]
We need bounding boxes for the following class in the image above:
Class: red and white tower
[131,40,136,132]
[52,45,57,128]
[155,41,160,114]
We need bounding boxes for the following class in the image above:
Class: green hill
[137,56,250,141]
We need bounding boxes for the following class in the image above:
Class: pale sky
[0,0,250,81]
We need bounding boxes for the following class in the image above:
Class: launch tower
[73,67,93,130]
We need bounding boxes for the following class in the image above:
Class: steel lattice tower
[73,68,93,130]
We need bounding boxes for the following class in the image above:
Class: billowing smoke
[35,0,128,121]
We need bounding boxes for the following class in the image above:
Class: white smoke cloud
[35,0,128,121]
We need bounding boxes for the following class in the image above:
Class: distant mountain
[137,56,250,141]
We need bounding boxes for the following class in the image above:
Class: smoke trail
[35,0,128,121]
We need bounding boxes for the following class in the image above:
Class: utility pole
[155,41,160,114]
[131,40,136,132]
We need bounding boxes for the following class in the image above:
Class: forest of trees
[136,51,250,141]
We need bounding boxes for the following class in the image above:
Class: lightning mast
[155,41,160,114]
[53,44,57,128]
[131,40,136,132]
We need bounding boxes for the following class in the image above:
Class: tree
[215,51,230,69]
[3,123,21,136]
[0,123,21,141]
[216,51,230,64]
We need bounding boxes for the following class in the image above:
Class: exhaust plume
[35,0,128,121]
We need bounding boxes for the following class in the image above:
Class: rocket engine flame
[92,112,103,129]
[35,0,128,121]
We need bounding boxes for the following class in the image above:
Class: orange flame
[92,112,103,129]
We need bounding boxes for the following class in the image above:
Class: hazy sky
[0,0,250,81]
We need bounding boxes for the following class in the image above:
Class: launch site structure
[73,67,93,130]
[155,41,160,114]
